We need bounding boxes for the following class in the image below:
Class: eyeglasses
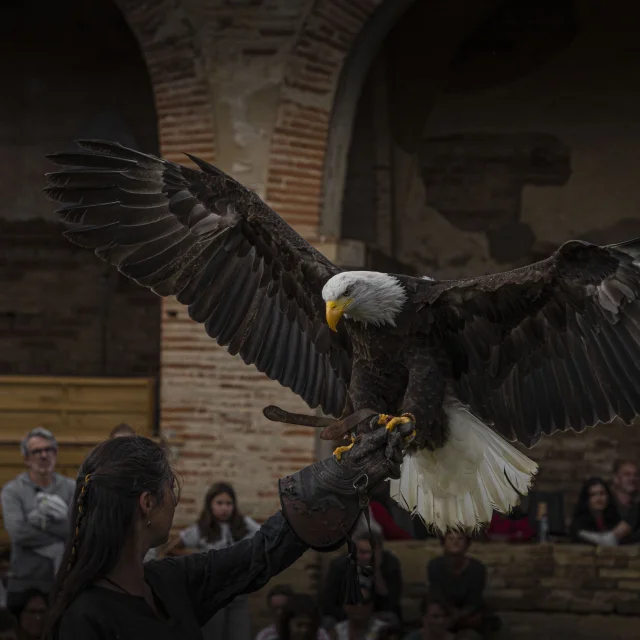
[27,446,57,457]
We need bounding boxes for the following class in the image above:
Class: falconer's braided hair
[44,436,179,639]
[67,473,92,573]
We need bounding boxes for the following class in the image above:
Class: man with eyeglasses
[0,427,74,615]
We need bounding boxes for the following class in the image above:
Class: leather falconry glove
[278,414,413,549]
[279,415,414,604]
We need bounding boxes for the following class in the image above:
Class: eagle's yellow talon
[385,413,415,432]
[333,435,357,461]
[404,429,417,443]
[377,414,391,426]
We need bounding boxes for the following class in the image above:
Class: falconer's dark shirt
[56,512,307,640]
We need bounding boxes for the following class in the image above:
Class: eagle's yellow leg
[380,413,417,443]
[333,435,357,461]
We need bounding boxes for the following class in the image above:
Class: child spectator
[109,423,136,438]
[321,532,402,627]
[333,586,388,640]
[277,594,331,640]
[403,594,453,640]
[177,482,260,640]
[255,585,295,640]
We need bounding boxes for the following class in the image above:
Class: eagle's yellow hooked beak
[326,299,352,332]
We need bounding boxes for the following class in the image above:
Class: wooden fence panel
[0,376,156,543]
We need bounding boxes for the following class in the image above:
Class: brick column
[114,0,216,164]
[266,0,385,240]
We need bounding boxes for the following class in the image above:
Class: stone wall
[246,541,640,635]
[393,541,640,620]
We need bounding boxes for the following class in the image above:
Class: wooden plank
[0,384,153,413]
[0,375,156,541]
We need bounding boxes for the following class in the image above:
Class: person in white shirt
[177,482,260,640]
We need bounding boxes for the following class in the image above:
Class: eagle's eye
[343,286,353,298]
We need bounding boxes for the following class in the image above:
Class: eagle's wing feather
[415,239,640,446]
[45,140,351,416]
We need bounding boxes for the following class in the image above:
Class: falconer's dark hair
[44,436,178,638]
[196,481,248,543]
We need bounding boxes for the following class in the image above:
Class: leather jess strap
[262,405,378,441]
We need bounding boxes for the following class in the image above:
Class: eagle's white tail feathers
[389,399,538,533]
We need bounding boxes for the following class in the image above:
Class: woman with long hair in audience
[176,482,260,640]
[570,477,630,546]
[40,425,404,640]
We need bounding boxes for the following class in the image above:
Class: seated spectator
[485,510,535,542]
[403,594,454,640]
[0,428,74,612]
[427,532,499,639]
[333,587,388,640]
[277,594,331,640]
[175,481,260,640]
[256,585,295,640]
[0,609,18,640]
[611,460,640,543]
[109,423,136,438]
[570,477,630,546]
[321,532,402,627]
[13,589,47,640]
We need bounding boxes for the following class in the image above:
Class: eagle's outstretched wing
[416,239,640,447]
[45,140,352,416]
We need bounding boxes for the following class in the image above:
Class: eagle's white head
[321,271,407,332]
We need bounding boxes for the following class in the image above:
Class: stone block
[567,591,614,614]
[600,569,640,580]
[539,577,574,589]
[485,588,525,611]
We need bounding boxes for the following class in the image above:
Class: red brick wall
[114,0,216,165]
[266,0,384,239]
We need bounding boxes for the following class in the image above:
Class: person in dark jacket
[427,532,499,639]
[321,531,403,626]
[43,419,411,640]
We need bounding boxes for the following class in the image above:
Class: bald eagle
[45,140,640,532]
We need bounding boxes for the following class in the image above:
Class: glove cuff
[279,463,363,552]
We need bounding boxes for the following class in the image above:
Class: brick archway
[114,0,216,165]
[112,0,217,472]
[265,0,416,242]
